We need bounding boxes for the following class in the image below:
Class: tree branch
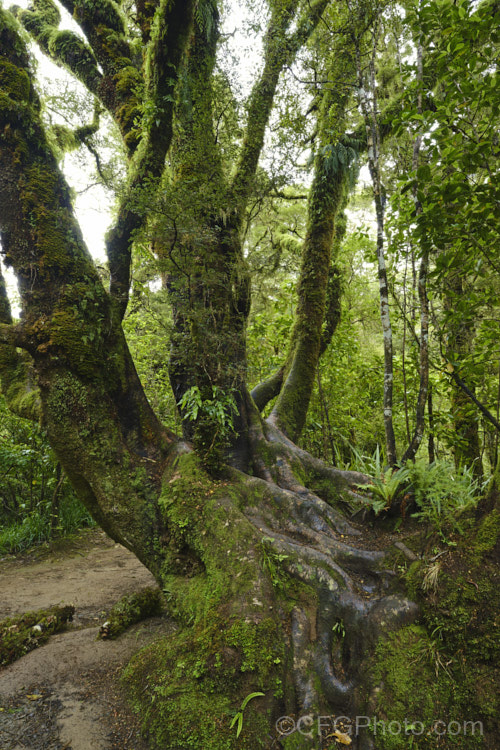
[106,0,196,322]
[269,22,356,440]
[230,0,329,215]
[402,44,430,465]
[450,370,500,433]
[16,0,103,99]
[251,365,286,412]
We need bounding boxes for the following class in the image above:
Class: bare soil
[0,529,174,750]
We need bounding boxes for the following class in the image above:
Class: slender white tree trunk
[355,19,397,466]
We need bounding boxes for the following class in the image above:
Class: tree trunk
[401,44,429,465]
[443,273,483,481]
[269,40,357,442]
[355,21,397,467]
[4,7,497,750]
[0,19,419,748]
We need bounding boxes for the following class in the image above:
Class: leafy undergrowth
[0,495,95,555]
[0,605,75,667]
[362,507,500,749]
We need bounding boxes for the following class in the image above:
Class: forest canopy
[0,0,499,747]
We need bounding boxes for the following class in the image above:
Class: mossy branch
[135,0,159,44]
[58,0,129,74]
[251,258,342,416]
[230,0,329,216]
[289,0,331,51]
[16,0,102,98]
[0,322,23,347]
[18,0,143,153]
[106,0,196,321]
[0,605,75,667]
[170,0,223,188]
[269,80,355,440]
[98,587,164,639]
[50,98,101,153]
[250,365,285,413]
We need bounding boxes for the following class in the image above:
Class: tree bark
[401,43,429,465]
[443,272,483,481]
[0,13,175,564]
[6,7,494,750]
[269,32,357,442]
[355,19,397,466]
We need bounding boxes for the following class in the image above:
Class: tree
[0,1,498,748]
[392,0,500,477]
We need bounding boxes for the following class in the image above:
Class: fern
[194,0,217,39]
[321,138,360,187]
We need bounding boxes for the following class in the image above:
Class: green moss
[363,515,500,748]
[0,5,31,63]
[20,165,75,265]
[114,99,141,150]
[114,64,142,95]
[0,59,30,100]
[32,0,60,27]
[300,468,353,508]
[48,30,99,84]
[50,123,80,154]
[404,559,425,600]
[99,587,164,639]
[0,605,74,666]
[40,367,164,561]
[74,0,126,35]
[48,309,101,378]
[124,618,281,749]
[472,508,500,560]
[366,626,452,750]
[365,622,497,748]
[122,453,294,748]
[0,355,41,420]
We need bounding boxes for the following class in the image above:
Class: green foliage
[260,537,289,591]
[354,447,411,513]
[229,691,265,738]
[178,385,238,472]
[374,521,500,748]
[332,619,346,638]
[321,138,360,188]
[194,0,218,40]
[0,395,94,553]
[123,284,179,431]
[388,0,500,475]
[407,459,483,538]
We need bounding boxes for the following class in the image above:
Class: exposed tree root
[216,421,419,748]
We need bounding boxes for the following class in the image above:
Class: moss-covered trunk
[122,438,421,750]
[2,7,498,750]
[260,23,358,443]
[443,272,483,480]
[0,10,174,565]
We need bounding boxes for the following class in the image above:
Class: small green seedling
[230,691,265,738]
[332,619,346,638]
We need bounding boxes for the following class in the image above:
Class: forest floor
[0,528,174,750]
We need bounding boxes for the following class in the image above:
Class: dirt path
[0,529,174,750]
